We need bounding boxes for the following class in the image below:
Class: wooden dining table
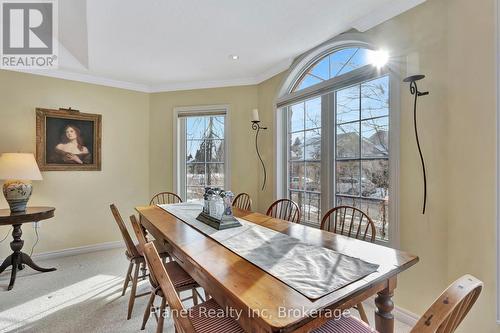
[136,205,418,333]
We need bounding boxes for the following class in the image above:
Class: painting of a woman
[53,125,91,164]
[36,108,101,171]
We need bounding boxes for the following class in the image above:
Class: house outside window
[276,36,398,244]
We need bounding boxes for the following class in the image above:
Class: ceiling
[16,0,425,92]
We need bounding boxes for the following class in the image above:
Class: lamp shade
[0,153,43,181]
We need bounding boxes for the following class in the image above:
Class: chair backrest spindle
[411,275,483,333]
[150,192,182,205]
[233,193,252,211]
[320,205,376,242]
[129,215,159,288]
[266,199,301,224]
[142,242,196,333]
[129,215,148,251]
[110,204,140,258]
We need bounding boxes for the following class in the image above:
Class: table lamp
[0,153,43,212]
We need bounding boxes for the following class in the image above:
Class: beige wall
[0,70,150,255]
[149,86,260,207]
[446,0,497,331]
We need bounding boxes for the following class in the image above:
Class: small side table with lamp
[0,153,56,291]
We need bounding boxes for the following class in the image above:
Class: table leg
[20,253,56,272]
[375,277,396,333]
[0,224,56,291]
[0,254,12,274]
[5,224,23,290]
[7,253,20,291]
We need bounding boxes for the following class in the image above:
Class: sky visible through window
[185,115,225,201]
[293,48,371,92]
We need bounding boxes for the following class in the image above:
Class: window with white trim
[278,42,396,243]
[287,97,322,225]
[176,106,229,201]
[334,75,390,240]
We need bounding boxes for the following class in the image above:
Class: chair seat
[312,315,378,333]
[189,298,245,333]
[149,260,197,293]
[165,261,197,288]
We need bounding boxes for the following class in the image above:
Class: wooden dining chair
[320,206,376,242]
[266,198,301,223]
[311,274,483,333]
[142,241,245,333]
[150,191,182,205]
[232,192,252,211]
[320,206,376,324]
[129,215,202,332]
[110,204,149,320]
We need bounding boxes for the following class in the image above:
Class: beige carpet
[0,248,412,333]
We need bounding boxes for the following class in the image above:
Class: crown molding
[3,62,292,94]
[149,77,257,93]
[149,59,293,93]
[3,68,151,92]
[351,0,426,32]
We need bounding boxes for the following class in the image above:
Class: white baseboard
[32,241,124,261]
[0,241,124,268]
[393,304,419,326]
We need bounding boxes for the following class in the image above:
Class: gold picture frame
[36,108,102,171]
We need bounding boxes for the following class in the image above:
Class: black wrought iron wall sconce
[403,75,429,214]
[251,109,267,191]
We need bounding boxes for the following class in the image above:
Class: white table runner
[158,202,379,300]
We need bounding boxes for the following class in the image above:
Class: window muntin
[292,47,371,93]
[287,96,322,226]
[184,115,226,201]
[283,74,391,240]
[278,37,396,244]
[335,75,390,240]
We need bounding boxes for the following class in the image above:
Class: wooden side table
[0,207,57,290]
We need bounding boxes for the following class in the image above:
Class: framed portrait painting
[36,108,102,171]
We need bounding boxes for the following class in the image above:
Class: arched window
[292,47,372,92]
[275,34,398,244]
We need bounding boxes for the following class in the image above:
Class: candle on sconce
[250,108,267,191]
[251,108,260,122]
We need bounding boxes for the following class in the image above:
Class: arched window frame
[274,32,400,246]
